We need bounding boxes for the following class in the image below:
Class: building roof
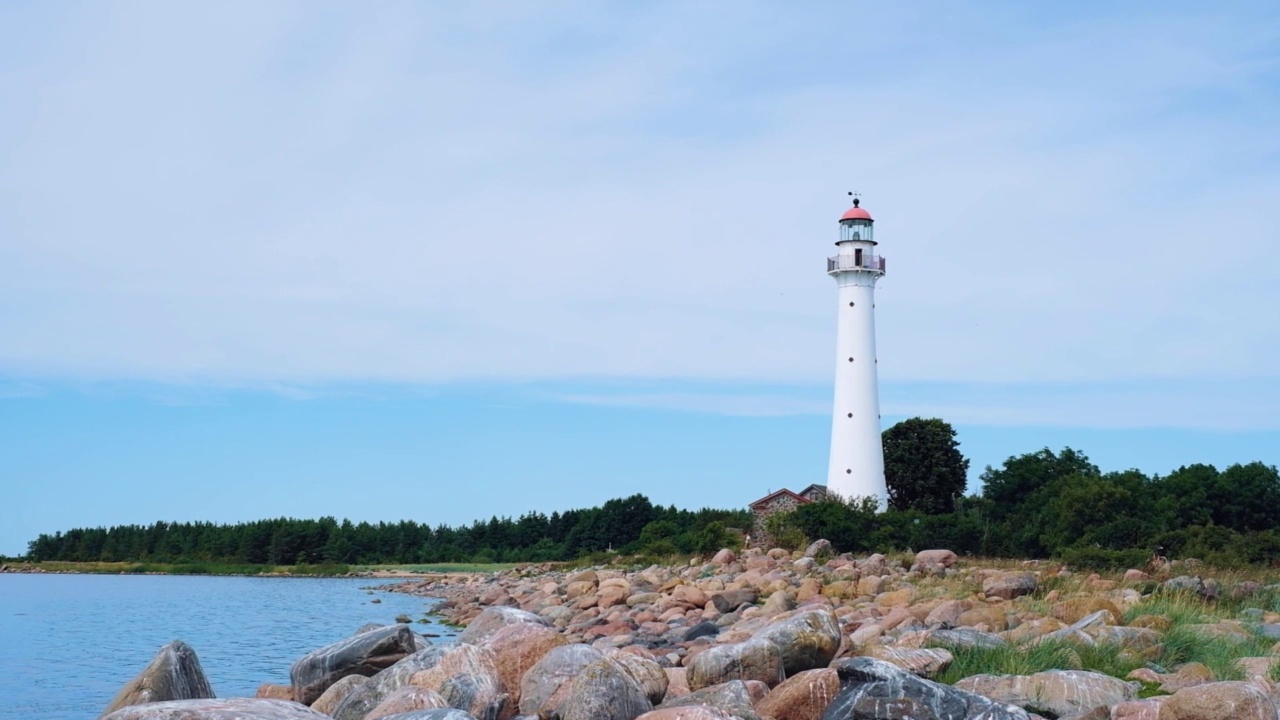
[840,206,873,222]
[797,483,828,499]
[748,488,812,510]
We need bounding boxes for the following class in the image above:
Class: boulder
[101,641,215,717]
[819,657,1030,720]
[366,687,450,720]
[476,622,566,713]
[864,647,953,679]
[913,549,958,568]
[518,644,605,716]
[333,646,457,720]
[312,676,368,716]
[1050,598,1123,626]
[761,591,797,617]
[101,699,328,720]
[557,657,653,720]
[711,589,759,613]
[256,684,293,700]
[636,707,738,720]
[753,609,843,676]
[371,707,481,712]
[954,670,1138,718]
[804,540,834,559]
[756,668,840,720]
[982,573,1037,601]
[1113,699,1165,720]
[457,606,550,646]
[687,637,785,690]
[608,651,670,706]
[1158,681,1278,720]
[406,644,507,720]
[658,680,761,720]
[711,549,737,565]
[291,625,418,706]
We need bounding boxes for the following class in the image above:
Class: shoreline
[0,560,504,580]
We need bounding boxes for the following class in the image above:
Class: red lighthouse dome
[840,198,873,222]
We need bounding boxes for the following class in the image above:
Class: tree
[882,418,970,514]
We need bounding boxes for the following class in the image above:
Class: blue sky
[2,2,1279,555]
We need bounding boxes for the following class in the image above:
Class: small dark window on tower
[848,357,854,362]
[847,413,853,418]
[849,302,854,307]
[846,469,852,474]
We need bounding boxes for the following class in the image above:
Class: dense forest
[23,494,748,565]
[24,418,1280,569]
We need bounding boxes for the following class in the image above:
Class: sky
[2,1,1279,556]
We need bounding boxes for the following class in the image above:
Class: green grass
[351,563,519,574]
[932,639,1146,685]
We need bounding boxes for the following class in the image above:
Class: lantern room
[837,199,875,244]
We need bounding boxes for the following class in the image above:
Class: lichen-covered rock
[1158,681,1279,720]
[101,698,328,720]
[658,680,761,720]
[518,644,606,716]
[929,628,1006,649]
[366,687,450,720]
[954,670,1138,718]
[687,637,784,690]
[291,625,419,706]
[558,657,653,720]
[257,684,293,700]
[753,609,842,676]
[819,657,1030,720]
[913,549,958,568]
[407,644,507,720]
[1050,598,1123,626]
[756,668,840,720]
[457,606,550,646]
[101,641,215,717]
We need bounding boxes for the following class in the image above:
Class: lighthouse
[825,195,888,507]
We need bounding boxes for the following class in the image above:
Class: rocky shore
[95,545,1280,720]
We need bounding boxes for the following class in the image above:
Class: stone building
[747,484,828,548]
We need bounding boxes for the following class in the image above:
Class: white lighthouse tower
[826,195,888,507]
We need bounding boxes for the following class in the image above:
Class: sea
[0,573,456,720]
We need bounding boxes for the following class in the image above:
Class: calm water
[0,574,454,720]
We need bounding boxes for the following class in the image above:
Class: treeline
[25,494,750,565]
[773,447,1280,569]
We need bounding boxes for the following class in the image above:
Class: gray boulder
[753,608,843,675]
[558,657,653,720]
[954,670,1138,719]
[405,644,507,720]
[819,657,1031,720]
[687,637,784,690]
[518,644,605,716]
[101,641,215,717]
[102,698,328,720]
[457,606,550,645]
[291,624,419,705]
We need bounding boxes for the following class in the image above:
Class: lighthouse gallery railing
[827,255,886,273]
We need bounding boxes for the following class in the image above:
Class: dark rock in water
[657,680,761,720]
[683,621,721,641]
[819,657,1031,720]
[101,698,328,719]
[518,644,605,717]
[457,606,550,645]
[710,589,758,613]
[291,624,419,706]
[100,640,215,717]
[753,609,842,675]
[333,646,454,720]
[557,657,653,720]
[687,637,784,690]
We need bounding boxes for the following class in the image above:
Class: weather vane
[848,191,861,207]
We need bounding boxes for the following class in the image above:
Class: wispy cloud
[1,1,1277,399]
